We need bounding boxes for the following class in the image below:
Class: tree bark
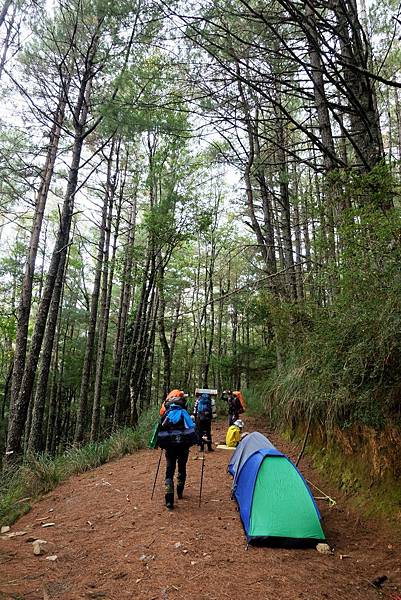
[27,239,69,453]
[108,194,136,421]
[10,90,68,414]
[45,321,69,453]
[113,251,155,428]
[304,4,337,171]
[292,178,304,301]
[0,0,12,28]
[275,107,297,302]
[131,290,158,421]
[394,89,401,179]
[332,0,385,172]
[90,145,120,441]
[0,1,16,81]
[157,265,171,396]
[74,148,112,443]
[5,43,96,461]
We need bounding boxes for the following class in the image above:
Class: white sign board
[195,388,218,396]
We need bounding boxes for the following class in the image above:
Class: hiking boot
[165,492,174,510]
[177,484,184,499]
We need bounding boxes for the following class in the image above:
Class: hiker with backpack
[221,389,244,426]
[157,389,197,510]
[193,392,214,452]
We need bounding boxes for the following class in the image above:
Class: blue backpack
[197,394,212,421]
[157,404,198,449]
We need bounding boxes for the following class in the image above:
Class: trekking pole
[151,448,163,500]
[199,438,206,507]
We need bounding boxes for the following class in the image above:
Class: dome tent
[228,432,326,545]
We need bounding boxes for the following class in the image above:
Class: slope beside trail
[1,420,400,600]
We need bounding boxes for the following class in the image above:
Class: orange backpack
[233,391,245,413]
[160,389,185,416]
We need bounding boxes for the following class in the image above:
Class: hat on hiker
[234,419,244,428]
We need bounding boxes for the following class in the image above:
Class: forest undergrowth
[1,0,401,537]
[0,407,159,527]
[245,384,401,522]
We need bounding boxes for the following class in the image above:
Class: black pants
[228,413,239,426]
[197,419,212,450]
[165,446,189,493]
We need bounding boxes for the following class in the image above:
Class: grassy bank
[0,407,159,527]
[308,438,401,521]
[243,385,401,522]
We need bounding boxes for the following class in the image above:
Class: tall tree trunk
[273,196,285,273]
[203,231,216,387]
[108,194,136,420]
[157,265,171,396]
[394,89,401,179]
[129,276,157,424]
[90,147,120,441]
[74,150,111,443]
[37,222,48,302]
[304,5,337,171]
[10,90,68,414]
[292,193,304,300]
[237,72,276,280]
[276,112,297,301]
[0,0,16,81]
[113,251,155,428]
[27,239,69,453]
[131,290,158,421]
[253,111,278,287]
[0,0,12,28]
[169,294,181,365]
[216,276,224,392]
[231,299,240,389]
[332,0,385,173]
[5,36,97,461]
[6,124,88,461]
[45,321,69,453]
[301,174,313,300]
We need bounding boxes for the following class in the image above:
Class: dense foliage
[0,0,400,473]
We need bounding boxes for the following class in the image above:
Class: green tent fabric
[229,432,326,544]
[249,456,325,540]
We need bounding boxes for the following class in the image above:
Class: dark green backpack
[148,421,160,449]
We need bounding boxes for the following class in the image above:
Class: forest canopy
[0,0,401,466]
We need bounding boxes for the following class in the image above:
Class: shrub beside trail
[0,406,159,526]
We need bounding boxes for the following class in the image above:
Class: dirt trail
[1,421,400,600]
